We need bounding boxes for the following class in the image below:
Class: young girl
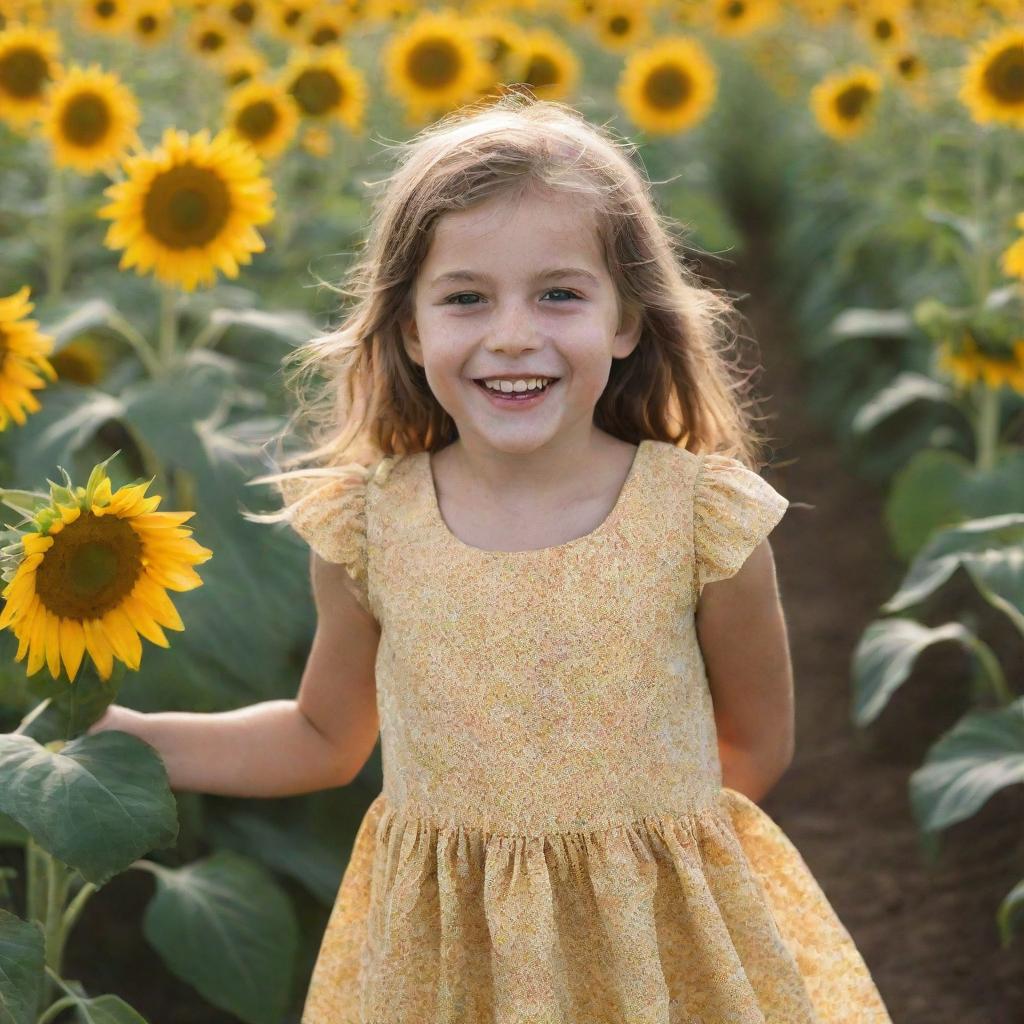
[91,93,892,1023]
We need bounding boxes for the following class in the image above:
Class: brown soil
[716,227,1024,1024]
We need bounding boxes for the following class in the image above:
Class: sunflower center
[310,24,340,46]
[62,91,111,147]
[35,514,142,620]
[95,0,117,19]
[608,14,631,35]
[898,55,917,75]
[644,63,691,109]
[237,99,279,139]
[199,29,227,51]
[229,0,255,25]
[138,13,157,33]
[481,34,510,65]
[873,18,893,40]
[524,54,558,89]
[0,45,50,99]
[143,162,231,248]
[289,67,343,115]
[726,1,745,19]
[836,83,871,120]
[407,38,461,89]
[283,7,303,27]
[983,44,1024,104]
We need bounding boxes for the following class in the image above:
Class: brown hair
[248,90,780,524]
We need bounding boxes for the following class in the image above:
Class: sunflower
[224,77,299,158]
[1001,212,1024,279]
[300,121,331,156]
[960,25,1024,129]
[591,0,651,52]
[554,0,600,25]
[468,13,529,84]
[0,460,213,683]
[383,9,492,117]
[618,36,717,134]
[222,41,267,86]
[47,332,108,385]
[131,1,175,44]
[223,0,260,31]
[0,23,60,128]
[266,0,313,41]
[98,126,276,291]
[890,48,925,84]
[707,0,782,38]
[513,28,580,102]
[363,0,416,25]
[855,3,909,52]
[279,46,367,132]
[39,64,142,175]
[187,8,235,63]
[810,65,883,140]
[936,331,1024,394]
[0,285,56,430]
[76,0,133,34]
[788,0,845,28]
[0,0,49,27]
[303,5,350,47]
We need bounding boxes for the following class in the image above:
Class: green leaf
[0,732,178,887]
[826,307,917,346]
[920,201,981,249]
[851,618,974,725]
[0,907,45,1024]
[883,513,1024,634]
[0,811,28,847]
[997,876,1024,949]
[204,307,318,347]
[851,372,956,436]
[909,697,1024,831]
[885,448,1024,560]
[64,993,149,1022]
[41,298,122,350]
[142,850,298,1024]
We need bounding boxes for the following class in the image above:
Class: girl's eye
[443,288,581,306]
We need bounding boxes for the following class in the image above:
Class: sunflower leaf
[0,732,178,887]
[141,850,298,1024]
[0,908,45,1024]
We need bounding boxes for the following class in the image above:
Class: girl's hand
[86,703,139,737]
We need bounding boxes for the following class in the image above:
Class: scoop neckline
[422,439,651,556]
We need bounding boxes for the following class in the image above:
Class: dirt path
[717,227,1024,1024]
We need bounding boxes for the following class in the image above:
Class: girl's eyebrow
[430,267,599,286]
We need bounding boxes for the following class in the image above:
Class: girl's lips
[472,378,559,406]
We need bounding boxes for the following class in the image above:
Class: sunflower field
[0,0,1022,1021]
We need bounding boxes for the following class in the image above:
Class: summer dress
[279,438,893,1024]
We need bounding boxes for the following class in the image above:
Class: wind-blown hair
[248,90,780,524]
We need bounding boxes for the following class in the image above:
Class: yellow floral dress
[281,438,893,1024]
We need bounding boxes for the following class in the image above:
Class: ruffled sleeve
[278,469,372,616]
[692,452,789,597]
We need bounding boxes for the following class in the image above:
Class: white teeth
[481,377,553,393]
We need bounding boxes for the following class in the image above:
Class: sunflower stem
[66,684,76,742]
[158,285,179,370]
[971,125,991,305]
[974,380,1000,471]
[46,162,68,302]
[105,310,162,377]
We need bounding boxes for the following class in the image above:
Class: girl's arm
[87,552,381,798]
[695,538,795,804]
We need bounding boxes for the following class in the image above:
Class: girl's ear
[400,314,423,366]
[613,305,643,360]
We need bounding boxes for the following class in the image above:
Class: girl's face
[400,188,642,457]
